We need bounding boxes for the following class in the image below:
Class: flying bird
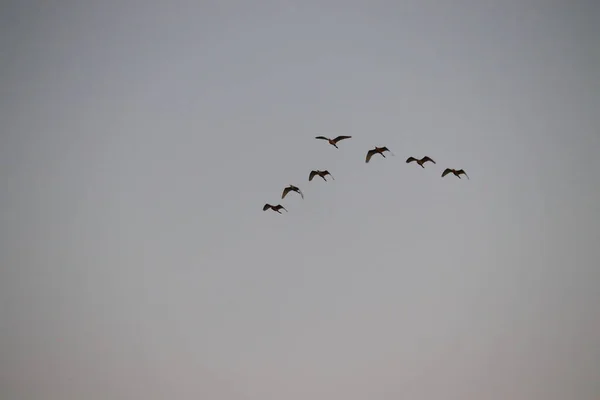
[441,168,469,179]
[282,185,304,199]
[263,203,287,213]
[406,156,436,168]
[309,170,335,182]
[365,146,393,163]
[315,135,352,149]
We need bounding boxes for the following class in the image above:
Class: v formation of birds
[263,136,469,214]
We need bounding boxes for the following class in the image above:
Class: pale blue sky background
[1,1,599,399]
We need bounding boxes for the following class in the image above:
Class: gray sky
[1,1,599,399]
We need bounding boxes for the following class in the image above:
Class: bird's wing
[295,187,304,199]
[263,204,271,211]
[315,136,329,141]
[422,156,435,164]
[332,135,352,143]
[441,168,452,177]
[381,146,394,156]
[277,205,288,212]
[406,157,417,163]
[281,187,291,199]
[457,169,469,179]
[309,170,317,181]
[323,170,334,180]
[366,149,375,163]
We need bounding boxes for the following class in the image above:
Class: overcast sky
[1,1,599,399]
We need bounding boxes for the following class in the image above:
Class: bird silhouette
[282,185,304,199]
[441,168,469,179]
[406,156,436,168]
[315,135,352,149]
[365,146,393,163]
[263,203,287,213]
[309,170,335,181]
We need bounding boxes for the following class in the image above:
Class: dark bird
[282,185,304,199]
[406,156,436,168]
[315,135,352,149]
[263,203,287,213]
[309,170,335,182]
[441,168,470,179]
[365,146,393,163]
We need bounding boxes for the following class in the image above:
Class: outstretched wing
[281,187,291,199]
[406,157,417,163]
[422,156,435,164]
[366,149,376,163]
[263,203,272,211]
[315,136,329,141]
[381,146,394,156]
[441,168,452,177]
[332,135,352,143]
[295,187,304,199]
[275,204,288,212]
[457,169,469,179]
[309,170,317,181]
[323,170,335,180]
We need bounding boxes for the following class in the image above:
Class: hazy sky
[1,1,599,399]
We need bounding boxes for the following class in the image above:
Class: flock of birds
[263,135,469,214]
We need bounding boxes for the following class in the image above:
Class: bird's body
[406,156,436,168]
[263,203,287,213]
[282,185,304,199]
[315,135,352,149]
[366,146,393,163]
[441,168,469,179]
[309,170,335,182]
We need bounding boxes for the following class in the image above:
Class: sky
[1,0,599,399]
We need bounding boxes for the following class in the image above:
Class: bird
[263,203,287,213]
[441,168,469,179]
[406,156,436,168]
[281,185,304,199]
[315,135,352,149]
[365,146,393,163]
[309,170,335,181]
